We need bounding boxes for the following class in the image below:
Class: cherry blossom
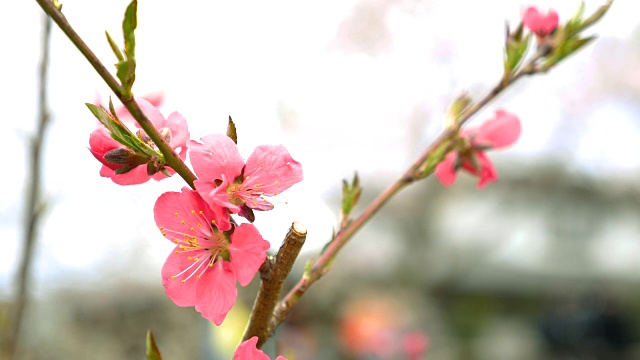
[435,109,521,188]
[233,337,287,360]
[154,188,270,325]
[88,98,189,185]
[189,134,303,229]
[522,6,559,36]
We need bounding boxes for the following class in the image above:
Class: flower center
[137,127,172,150]
[160,208,229,283]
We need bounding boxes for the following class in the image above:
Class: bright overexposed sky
[1,0,638,294]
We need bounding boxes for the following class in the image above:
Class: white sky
[1,0,638,294]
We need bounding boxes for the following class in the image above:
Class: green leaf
[86,103,158,157]
[145,330,162,360]
[544,35,595,68]
[503,22,532,77]
[227,116,238,144]
[116,0,137,93]
[576,0,612,33]
[340,172,362,222]
[105,31,124,63]
[123,0,137,60]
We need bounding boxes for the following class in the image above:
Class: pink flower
[189,134,303,229]
[154,188,270,325]
[234,337,287,360]
[402,332,430,360]
[435,109,521,189]
[522,6,559,36]
[88,98,189,185]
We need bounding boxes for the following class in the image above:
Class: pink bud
[522,6,559,36]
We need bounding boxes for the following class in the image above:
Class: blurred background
[2,0,640,359]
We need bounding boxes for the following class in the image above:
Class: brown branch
[6,13,52,360]
[242,222,307,347]
[34,0,197,188]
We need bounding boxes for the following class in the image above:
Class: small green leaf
[340,172,362,223]
[227,116,238,144]
[544,35,595,68]
[116,0,138,93]
[302,258,314,279]
[145,330,162,360]
[86,103,158,158]
[108,97,118,119]
[105,31,124,63]
[576,0,612,33]
[123,0,137,60]
[444,93,472,128]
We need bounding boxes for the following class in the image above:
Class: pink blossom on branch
[522,6,559,36]
[435,109,521,189]
[88,98,189,185]
[234,337,287,360]
[189,134,303,230]
[154,188,270,325]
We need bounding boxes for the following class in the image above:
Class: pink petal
[194,260,238,325]
[151,168,174,182]
[113,94,164,123]
[242,196,274,212]
[228,224,270,286]
[244,145,303,195]
[473,110,521,149]
[522,6,559,35]
[135,98,166,129]
[193,179,233,231]
[165,111,190,157]
[104,165,151,185]
[434,152,459,187]
[189,134,245,184]
[469,151,498,189]
[161,247,200,307]
[89,127,120,169]
[154,187,221,242]
[233,337,272,360]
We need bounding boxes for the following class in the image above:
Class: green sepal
[227,116,238,144]
[145,330,162,360]
[105,31,124,63]
[340,172,362,224]
[417,139,456,179]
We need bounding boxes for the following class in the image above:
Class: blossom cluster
[89,95,303,330]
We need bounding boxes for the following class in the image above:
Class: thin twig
[7,13,52,360]
[264,52,546,339]
[34,0,197,188]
